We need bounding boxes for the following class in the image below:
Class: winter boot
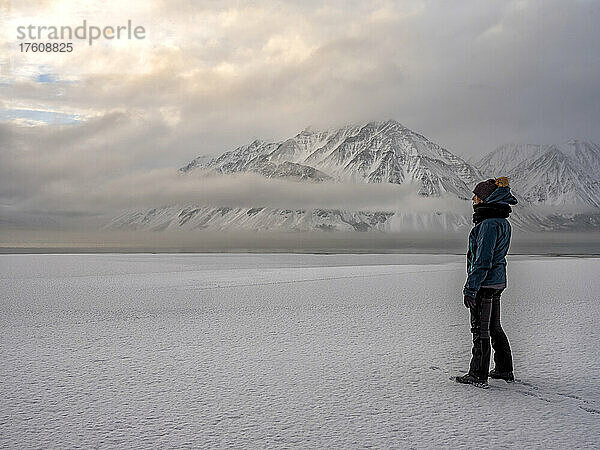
[455,373,488,387]
[489,368,514,382]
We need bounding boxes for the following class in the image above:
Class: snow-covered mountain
[477,143,549,176]
[109,206,475,232]
[180,120,481,198]
[107,123,600,232]
[477,140,600,208]
[109,120,485,232]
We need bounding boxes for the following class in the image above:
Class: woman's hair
[493,176,509,187]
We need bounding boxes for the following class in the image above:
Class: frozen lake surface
[1,253,599,448]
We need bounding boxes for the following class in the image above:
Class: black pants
[469,288,513,380]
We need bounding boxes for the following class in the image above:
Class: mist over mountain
[108,121,600,232]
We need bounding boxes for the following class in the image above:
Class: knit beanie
[473,177,510,201]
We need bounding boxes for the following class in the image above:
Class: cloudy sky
[1,0,599,228]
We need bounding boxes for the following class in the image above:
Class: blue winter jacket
[463,187,518,298]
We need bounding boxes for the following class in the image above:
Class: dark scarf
[473,203,512,224]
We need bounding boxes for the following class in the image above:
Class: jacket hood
[483,186,518,205]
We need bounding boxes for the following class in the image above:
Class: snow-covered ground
[1,253,598,448]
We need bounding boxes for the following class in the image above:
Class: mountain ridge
[180,120,482,199]
[478,139,600,208]
[107,121,600,232]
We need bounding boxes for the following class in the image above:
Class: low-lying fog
[1,229,599,255]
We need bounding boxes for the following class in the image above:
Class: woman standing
[456,177,518,386]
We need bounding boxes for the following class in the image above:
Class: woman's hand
[463,295,476,309]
